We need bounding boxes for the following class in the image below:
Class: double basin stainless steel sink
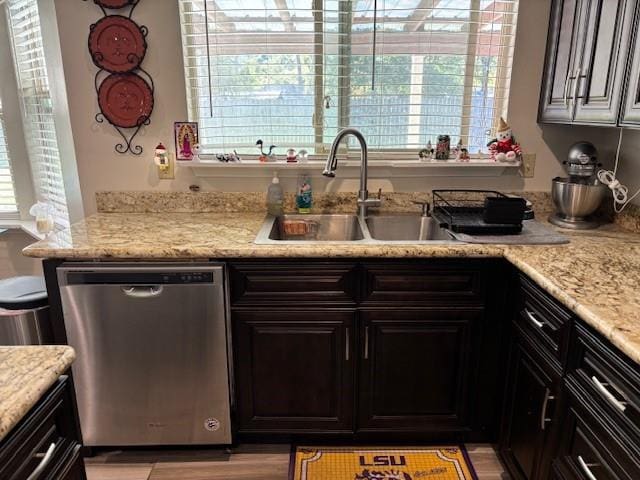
[254,213,457,244]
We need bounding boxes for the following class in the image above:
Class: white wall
[52,0,640,214]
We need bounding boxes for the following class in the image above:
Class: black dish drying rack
[431,190,524,235]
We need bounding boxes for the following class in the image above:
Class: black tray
[431,190,524,235]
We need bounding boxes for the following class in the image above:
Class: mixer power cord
[597,128,640,213]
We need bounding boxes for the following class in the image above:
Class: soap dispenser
[296,175,313,214]
[266,172,284,216]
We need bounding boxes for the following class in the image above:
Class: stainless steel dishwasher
[57,263,231,446]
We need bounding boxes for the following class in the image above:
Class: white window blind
[0,98,19,214]
[179,0,518,156]
[6,0,69,227]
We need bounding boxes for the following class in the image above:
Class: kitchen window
[179,0,519,158]
[3,0,70,227]
[0,99,18,217]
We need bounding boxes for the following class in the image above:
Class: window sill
[178,158,523,179]
[0,220,43,240]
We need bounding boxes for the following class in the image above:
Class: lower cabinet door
[499,339,558,480]
[233,310,355,434]
[357,309,482,434]
[551,382,640,480]
[48,444,86,480]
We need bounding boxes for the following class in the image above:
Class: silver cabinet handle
[572,67,581,109]
[540,388,555,430]
[121,285,164,298]
[591,376,627,412]
[345,328,350,361]
[26,442,56,480]
[564,70,572,107]
[577,455,598,480]
[524,308,544,329]
[364,326,369,360]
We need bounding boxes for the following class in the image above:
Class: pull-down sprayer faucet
[323,128,381,217]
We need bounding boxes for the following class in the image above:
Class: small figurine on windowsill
[454,139,471,162]
[487,117,522,163]
[193,143,201,162]
[256,140,277,162]
[216,150,241,163]
[286,148,298,163]
[418,140,434,160]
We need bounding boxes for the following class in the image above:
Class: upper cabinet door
[573,0,636,124]
[621,3,640,125]
[539,0,584,123]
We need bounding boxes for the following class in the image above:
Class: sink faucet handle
[411,200,431,217]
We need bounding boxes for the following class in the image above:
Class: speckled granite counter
[0,346,75,441]
[22,212,640,366]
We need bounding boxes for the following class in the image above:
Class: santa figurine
[487,117,522,162]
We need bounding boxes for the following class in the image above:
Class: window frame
[0,0,84,226]
[0,3,35,221]
[180,0,518,162]
[0,99,20,218]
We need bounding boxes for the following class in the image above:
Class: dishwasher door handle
[120,285,164,298]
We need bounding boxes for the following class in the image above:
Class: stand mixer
[549,142,608,229]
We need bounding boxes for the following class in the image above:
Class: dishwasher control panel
[65,271,215,285]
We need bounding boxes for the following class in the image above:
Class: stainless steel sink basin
[365,214,454,241]
[256,214,366,243]
[254,213,459,244]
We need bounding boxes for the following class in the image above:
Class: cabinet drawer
[553,382,640,480]
[568,323,640,443]
[229,262,358,306]
[0,376,82,480]
[516,275,572,366]
[361,262,485,305]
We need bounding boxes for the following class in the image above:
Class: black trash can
[0,276,51,345]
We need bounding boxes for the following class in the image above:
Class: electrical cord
[597,128,640,213]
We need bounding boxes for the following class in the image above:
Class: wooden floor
[85,444,509,479]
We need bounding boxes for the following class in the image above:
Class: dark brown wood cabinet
[500,274,640,480]
[229,259,503,441]
[233,309,355,435]
[499,334,560,480]
[551,381,640,480]
[357,309,482,435]
[500,274,570,480]
[0,375,86,480]
[540,0,637,125]
[229,261,358,307]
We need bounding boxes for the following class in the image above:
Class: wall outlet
[158,153,175,180]
[521,153,536,178]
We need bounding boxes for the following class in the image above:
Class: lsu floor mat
[290,446,477,480]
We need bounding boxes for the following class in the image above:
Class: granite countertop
[0,346,76,442]
[22,212,640,366]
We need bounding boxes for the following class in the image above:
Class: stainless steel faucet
[323,128,381,217]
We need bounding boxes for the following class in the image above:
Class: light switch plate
[522,153,536,178]
[158,153,175,180]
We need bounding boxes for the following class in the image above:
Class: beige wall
[52,0,640,214]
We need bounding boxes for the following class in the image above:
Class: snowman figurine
[487,117,522,162]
